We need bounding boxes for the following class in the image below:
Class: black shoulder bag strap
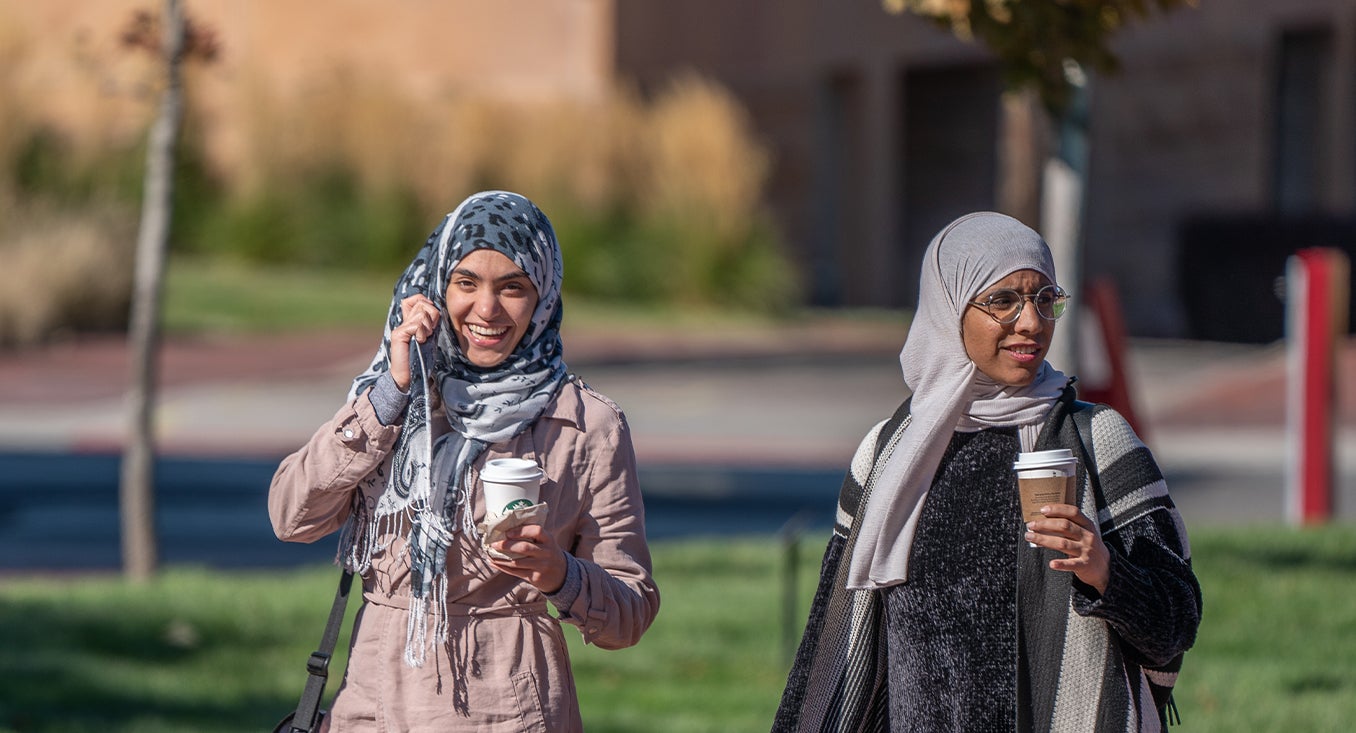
[280,568,355,733]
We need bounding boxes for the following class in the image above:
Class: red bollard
[1286,248,1350,525]
[1077,277,1146,439]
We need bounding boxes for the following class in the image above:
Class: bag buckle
[306,651,331,677]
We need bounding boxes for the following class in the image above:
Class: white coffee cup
[480,457,544,518]
[1013,448,1078,546]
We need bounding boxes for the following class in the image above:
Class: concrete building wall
[1088,0,1356,336]
[617,0,1356,339]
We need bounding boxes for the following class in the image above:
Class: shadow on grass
[1238,546,1356,572]
[1283,672,1346,694]
[0,594,301,732]
[1199,526,1356,574]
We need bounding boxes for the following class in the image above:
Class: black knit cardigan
[772,386,1202,732]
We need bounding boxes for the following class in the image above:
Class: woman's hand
[1026,504,1111,595]
[389,294,441,391]
[489,524,569,594]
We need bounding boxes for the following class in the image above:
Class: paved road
[0,450,847,571]
[1,329,1352,571]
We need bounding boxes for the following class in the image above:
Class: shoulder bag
[273,568,354,733]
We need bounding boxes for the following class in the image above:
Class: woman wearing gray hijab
[774,212,1200,732]
[270,191,658,731]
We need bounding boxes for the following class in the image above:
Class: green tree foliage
[885,0,1196,113]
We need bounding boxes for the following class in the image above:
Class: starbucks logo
[502,499,535,513]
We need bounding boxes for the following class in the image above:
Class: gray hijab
[846,212,1069,590]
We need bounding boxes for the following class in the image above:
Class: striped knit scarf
[774,387,1200,732]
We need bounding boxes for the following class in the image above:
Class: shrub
[505,77,797,312]
[0,51,801,343]
[216,70,799,311]
[178,165,425,272]
[8,126,146,209]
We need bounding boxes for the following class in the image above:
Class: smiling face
[445,248,539,368]
[961,269,1056,387]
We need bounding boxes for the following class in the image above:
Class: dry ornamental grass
[0,208,135,348]
[0,24,796,341]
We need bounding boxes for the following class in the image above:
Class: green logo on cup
[502,499,534,513]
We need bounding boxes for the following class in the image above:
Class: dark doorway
[898,64,1002,306]
[1272,26,1333,214]
[813,70,867,306]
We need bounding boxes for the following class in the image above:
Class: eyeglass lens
[980,287,1066,322]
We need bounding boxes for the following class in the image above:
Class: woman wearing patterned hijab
[774,213,1200,732]
[270,191,658,731]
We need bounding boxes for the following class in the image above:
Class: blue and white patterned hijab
[342,191,567,665]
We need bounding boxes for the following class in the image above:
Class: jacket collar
[536,376,586,431]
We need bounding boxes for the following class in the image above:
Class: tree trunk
[120,0,184,583]
[997,88,1047,229]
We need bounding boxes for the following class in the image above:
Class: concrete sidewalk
[0,319,912,460]
[1,323,1352,528]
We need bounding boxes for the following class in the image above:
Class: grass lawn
[160,255,910,341]
[2,526,1355,732]
[1174,525,1356,732]
[162,258,397,335]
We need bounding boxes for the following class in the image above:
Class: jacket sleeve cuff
[545,553,583,615]
[366,372,410,427]
[1072,549,1138,617]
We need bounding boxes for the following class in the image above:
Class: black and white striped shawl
[773,386,1201,732]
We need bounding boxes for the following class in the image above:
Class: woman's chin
[986,365,1041,388]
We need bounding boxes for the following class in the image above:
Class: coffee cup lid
[1012,448,1077,471]
[482,457,543,481]
[1016,449,1073,462]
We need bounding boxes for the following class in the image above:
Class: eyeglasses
[967,285,1069,324]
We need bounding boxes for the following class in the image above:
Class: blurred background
[1,1,1354,731]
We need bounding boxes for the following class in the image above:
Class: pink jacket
[269,376,659,731]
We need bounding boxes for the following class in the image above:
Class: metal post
[779,511,811,666]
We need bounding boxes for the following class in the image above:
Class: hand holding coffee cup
[479,458,568,593]
[1014,448,1111,593]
